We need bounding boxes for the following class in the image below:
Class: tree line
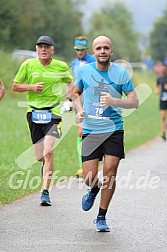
[0,0,167,62]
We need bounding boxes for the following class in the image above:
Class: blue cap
[74,39,88,49]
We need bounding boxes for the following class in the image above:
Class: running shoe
[82,186,100,211]
[161,132,166,141]
[96,215,110,232]
[40,190,51,206]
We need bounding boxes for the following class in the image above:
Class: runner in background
[155,63,167,140]
[70,36,95,178]
[153,61,163,77]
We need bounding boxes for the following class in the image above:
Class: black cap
[36,36,54,46]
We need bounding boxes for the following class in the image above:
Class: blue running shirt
[76,62,134,134]
[70,53,95,78]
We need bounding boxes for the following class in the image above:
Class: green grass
[0,70,160,205]
[0,50,21,89]
[0,92,78,205]
[124,70,160,150]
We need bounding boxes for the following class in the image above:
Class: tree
[149,8,167,61]
[87,1,141,62]
[0,0,84,60]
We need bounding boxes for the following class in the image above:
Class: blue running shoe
[40,190,51,206]
[82,187,100,211]
[96,216,110,232]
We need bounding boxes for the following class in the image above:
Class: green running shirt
[14,58,73,116]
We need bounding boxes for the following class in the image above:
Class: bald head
[92,36,113,69]
[92,36,112,50]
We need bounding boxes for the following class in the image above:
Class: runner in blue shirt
[70,36,95,178]
[70,36,95,78]
[73,35,139,232]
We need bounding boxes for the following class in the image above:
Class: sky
[82,0,167,34]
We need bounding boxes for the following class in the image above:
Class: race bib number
[161,92,167,101]
[32,110,51,124]
[88,103,111,120]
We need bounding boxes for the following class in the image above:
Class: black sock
[91,181,102,193]
[98,207,107,218]
[43,189,49,194]
[91,186,100,194]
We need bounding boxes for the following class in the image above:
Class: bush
[0,50,24,90]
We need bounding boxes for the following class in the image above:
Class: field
[0,70,160,205]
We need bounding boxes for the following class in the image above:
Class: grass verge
[0,70,160,205]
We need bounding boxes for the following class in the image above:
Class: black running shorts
[160,100,167,110]
[27,112,62,144]
[82,130,124,162]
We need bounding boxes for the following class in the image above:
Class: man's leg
[75,122,83,177]
[34,135,56,206]
[160,110,166,140]
[27,113,45,174]
[33,134,56,189]
[82,159,101,211]
[100,155,120,210]
[82,159,99,187]
[33,140,45,175]
[42,135,56,190]
[96,155,120,232]
[33,141,44,161]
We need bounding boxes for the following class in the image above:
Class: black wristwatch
[66,97,72,102]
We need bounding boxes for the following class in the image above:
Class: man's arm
[12,82,45,93]
[100,90,139,109]
[73,85,83,111]
[154,79,160,96]
[0,79,5,100]
[154,76,160,95]
[154,85,160,95]
[73,85,84,122]
[65,80,75,101]
[60,80,75,114]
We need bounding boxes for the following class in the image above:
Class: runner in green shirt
[13,35,74,206]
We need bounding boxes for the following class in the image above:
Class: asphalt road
[1,137,167,252]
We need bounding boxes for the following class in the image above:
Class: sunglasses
[75,48,86,51]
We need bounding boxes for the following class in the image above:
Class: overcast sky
[82,0,167,33]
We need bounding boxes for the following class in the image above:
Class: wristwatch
[66,97,72,102]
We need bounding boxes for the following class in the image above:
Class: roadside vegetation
[0,65,160,205]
